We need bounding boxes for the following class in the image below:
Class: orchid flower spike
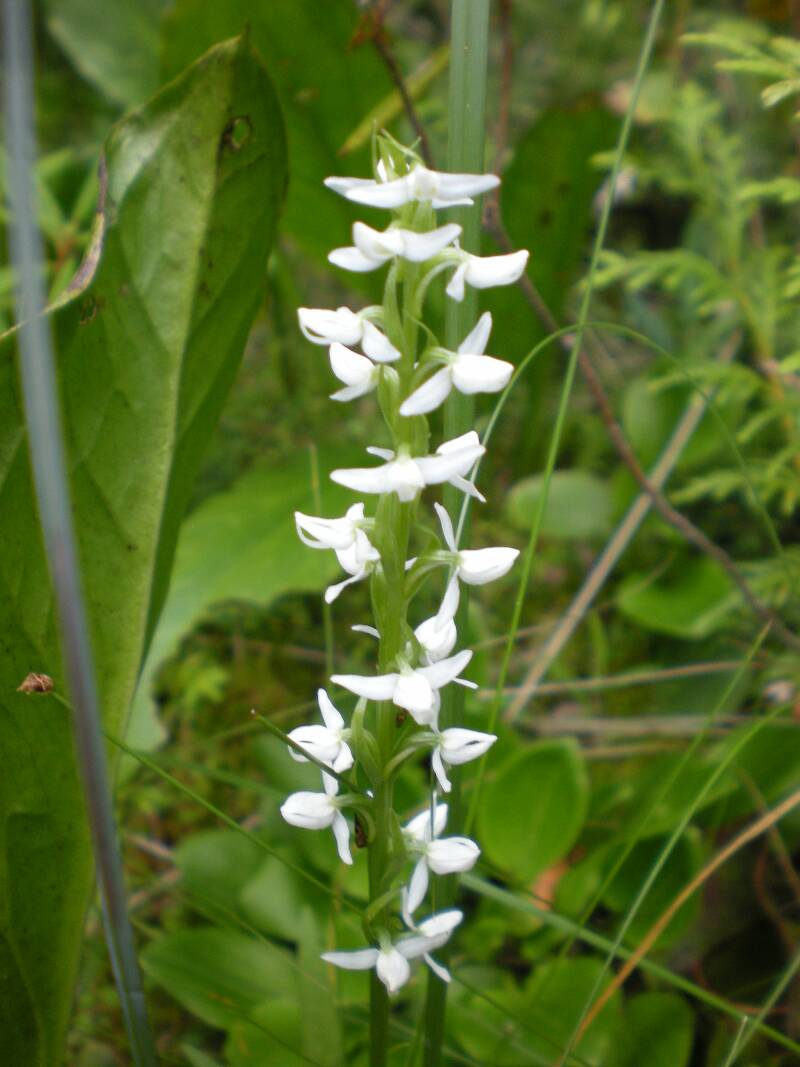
[328,343,399,402]
[435,503,519,585]
[280,773,353,864]
[321,909,463,993]
[403,804,480,916]
[329,221,461,273]
[331,432,485,503]
[332,649,475,726]
[431,727,497,793]
[400,313,514,417]
[414,576,460,663]
[297,306,400,363]
[325,164,499,209]
[287,689,353,773]
[445,247,529,303]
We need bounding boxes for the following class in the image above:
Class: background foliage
[2,1,800,1065]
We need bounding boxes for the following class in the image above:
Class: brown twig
[484,204,800,654]
[356,2,435,167]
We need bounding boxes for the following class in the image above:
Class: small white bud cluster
[280,145,527,994]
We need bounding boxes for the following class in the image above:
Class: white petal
[404,803,448,842]
[415,615,457,663]
[343,175,413,208]
[324,569,367,604]
[416,909,463,943]
[406,858,430,916]
[322,947,380,970]
[396,224,461,262]
[280,792,335,829]
[426,837,480,875]
[331,382,375,402]
[419,649,472,689]
[457,311,493,356]
[297,306,363,347]
[451,354,514,395]
[393,671,436,717]
[396,934,434,961]
[317,688,344,732]
[445,262,468,302]
[361,320,401,363]
[331,465,394,495]
[457,547,520,585]
[438,430,481,453]
[436,576,460,628]
[331,811,353,865]
[424,954,451,983]
[324,176,377,198]
[294,511,354,551]
[384,457,426,501]
[399,368,454,417]
[431,749,451,793]
[464,249,529,290]
[449,474,486,503]
[332,744,354,773]
[331,672,398,701]
[287,725,340,765]
[329,343,375,387]
[376,948,411,994]
[366,446,395,460]
[433,171,500,200]
[329,246,382,272]
[434,502,457,552]
[439,727,497,766]
[352,623,380,638]
[352,221,396,261]
[415,443,485,486]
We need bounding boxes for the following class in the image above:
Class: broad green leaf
[225,998,309,1067]
[240,856,327,941]
[160,0,393,262]
[182,1047,225,1067]
[618,556,738,639]
[0,37,286,1065]
[174,829,264,918]
[128,452,357,749]
[505,470,613,540]
[141,928,294,1030]
[616,993,694,1067]
[44,0,161,108]
[480,741,588,882]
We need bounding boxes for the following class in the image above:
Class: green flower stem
[366,256,424,1067]
[424,3,490,1065]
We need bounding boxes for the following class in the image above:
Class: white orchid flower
[321,909,463,993]
[280,773,353,865]
[400,313,514,416]
[331,431,485,503]
[435,503,519,586]
[325,530,381,604]
[414,577,460,663]
[402,804,480,915]
[431,727,497,793]
[294,504,380,603]
[328,343,398,402]
[326,164,499,209]
[332,649,475,726]
[297,306,400,363]
[445,248,529,303]
[287,688,353,773]
[329,221,461,273]
[295,502,370,553]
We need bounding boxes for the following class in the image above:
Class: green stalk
[424,3,490,1065]
[1,2,156,1063]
